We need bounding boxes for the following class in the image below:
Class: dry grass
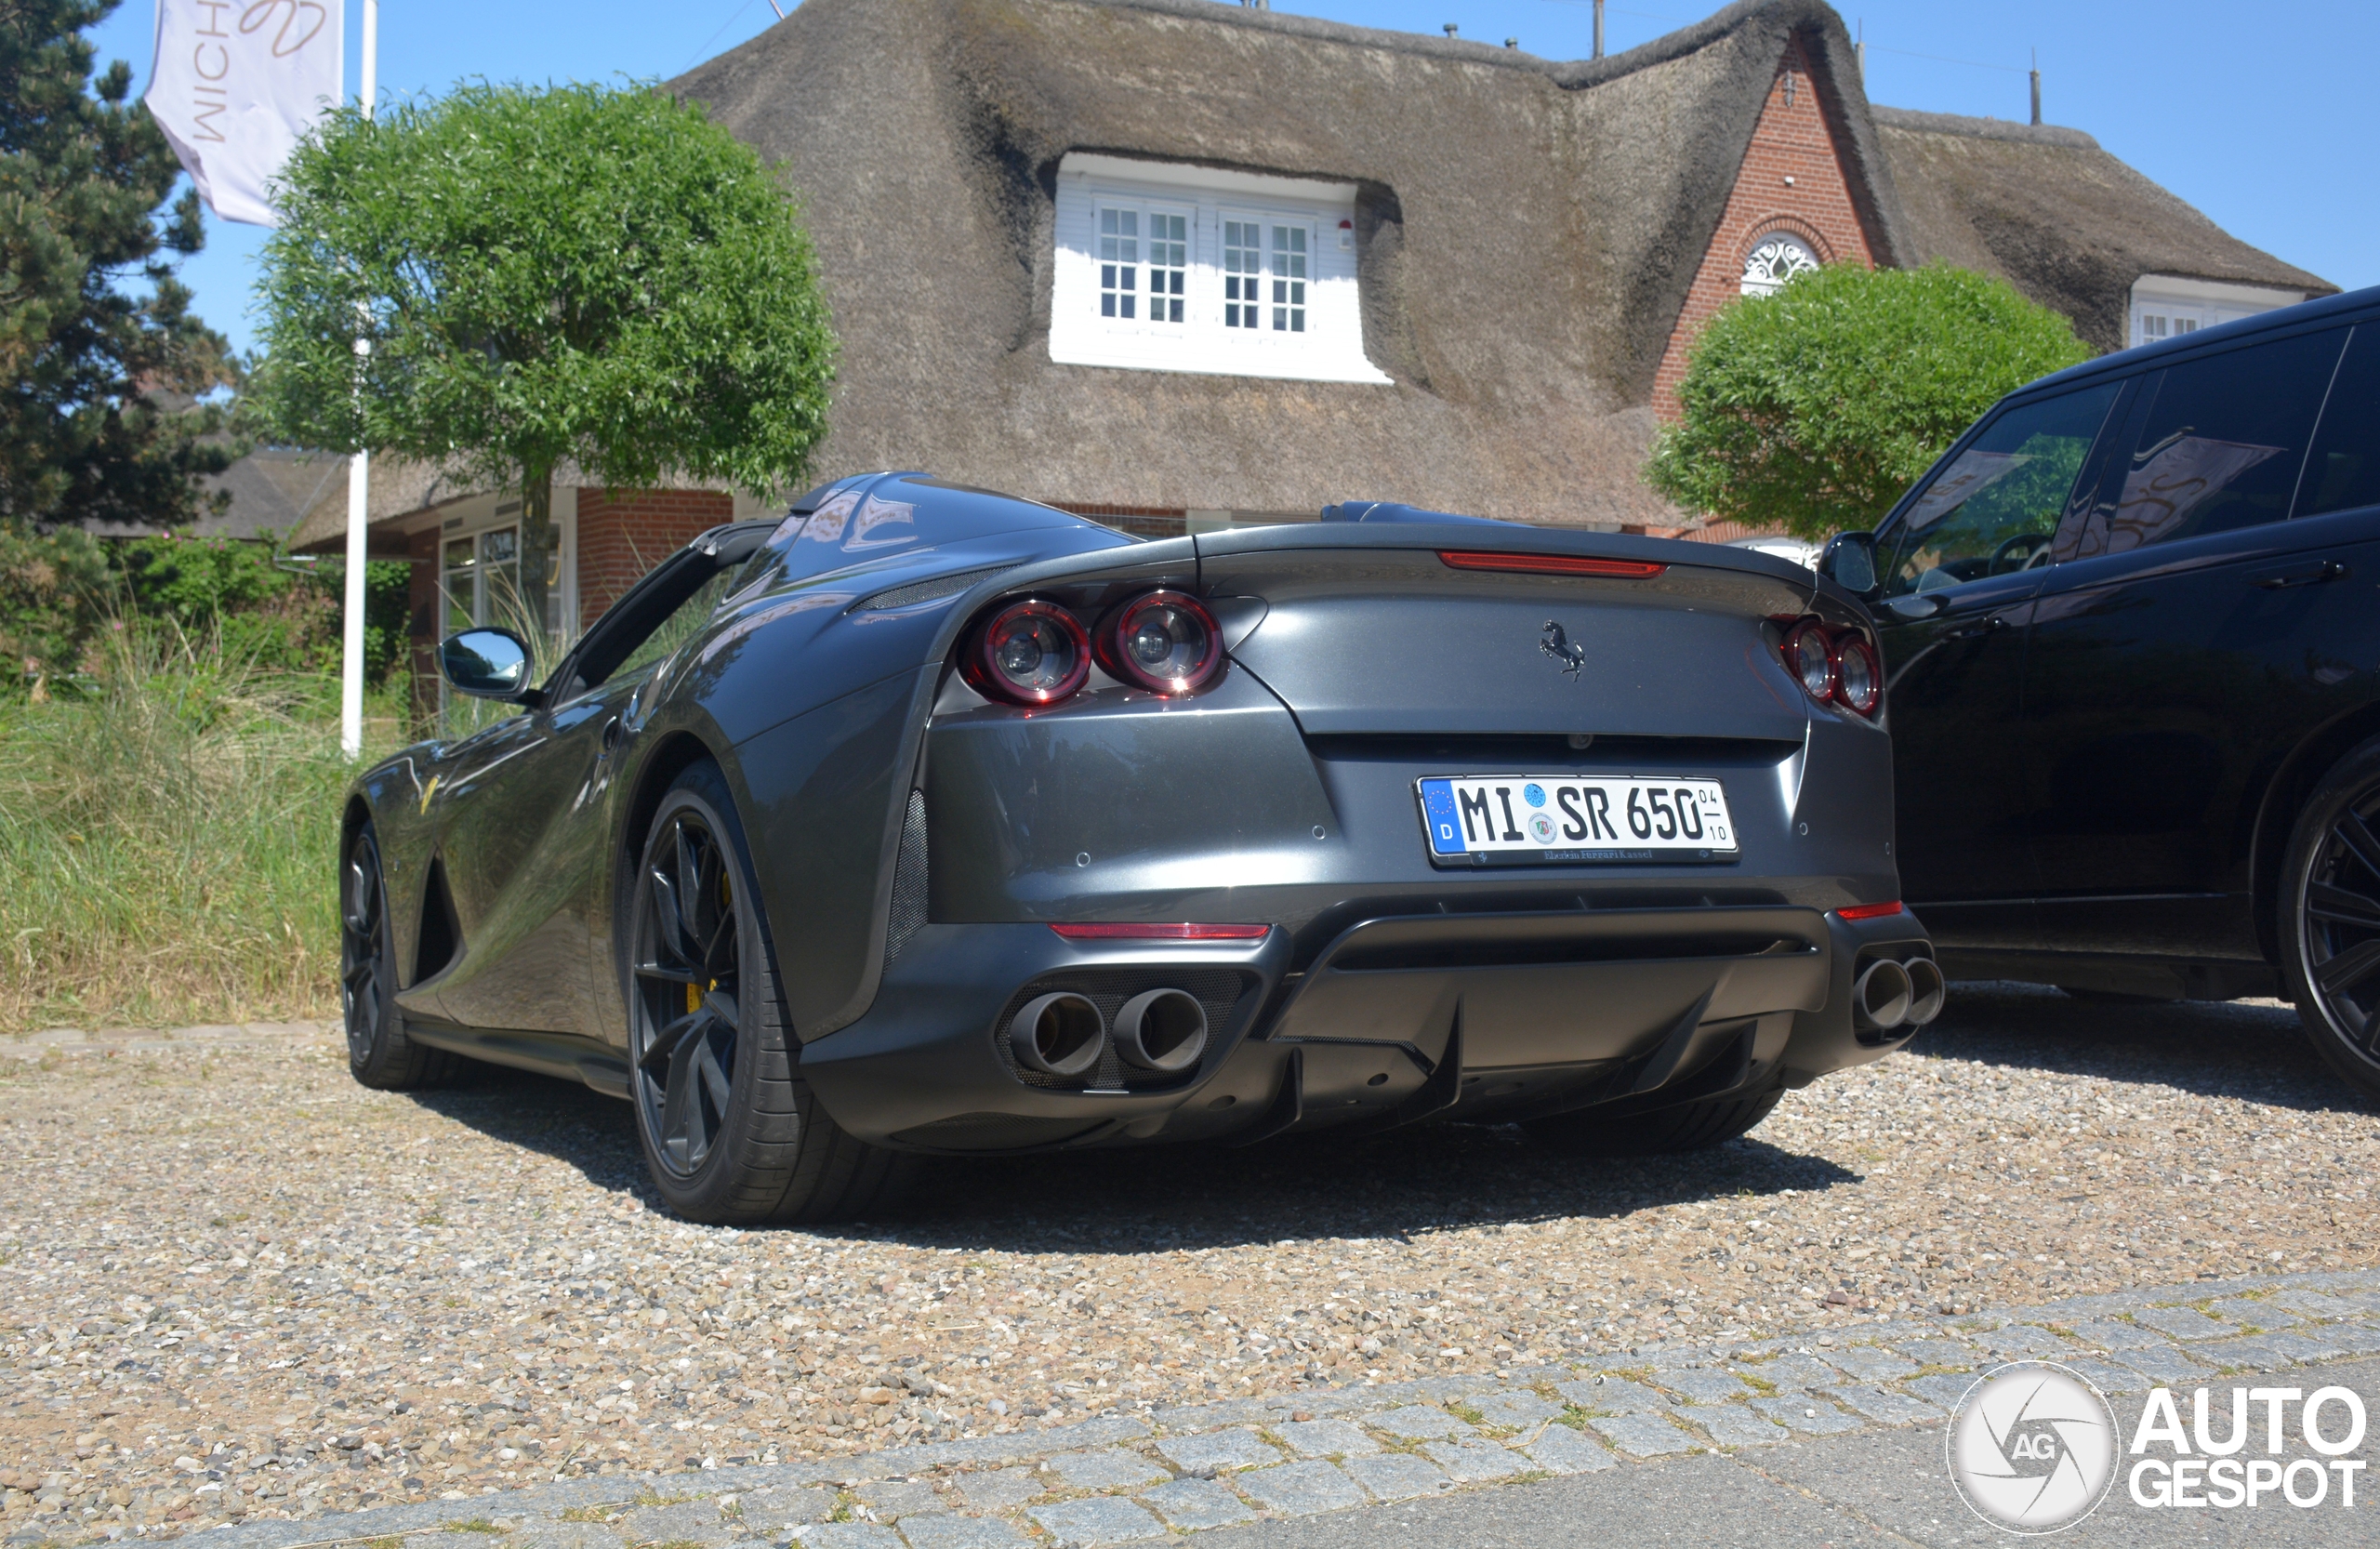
[0,624,403,1034]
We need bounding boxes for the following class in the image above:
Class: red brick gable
[575,488,736,629]
[1651,39,1881,421]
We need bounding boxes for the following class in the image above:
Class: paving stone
[1419,1438,1527,1483]
[1520,1423,1618,1474]
[1975,1324,2070,1358]
[1891,1338,1978,1369]
[737,1488,839,1529]
[894,1519,1031,1549]
[2133,1305,2231,1341]
[1554,1376,1671,1414]
[1155,1426,1278,1474]
[1752,1395,1865,1436]
[791,1529,903,1549]
[1818,1384,1940,1427]
[1025,1496,1166,1547]
[1274,1419,1379,1458]
[1654,1368,1750,1404]
[1139,1476,1256,1531]
[2193,1334,2299,1370]
[619,1503,742,1547]
[1340,1452,1452,1502]
[513,1525,628,1549]
[2318,1322,2380,1357]
[1821,1347,1917,1383]
[2060,1358,2150,1395]
[1147,1398,1280,1432]
[1234,1460,1368,1516]
[2205,1297,2302,1330]
[2062,1319,2169,1351]
[2268,1290,2369,1321]
[1470,1391,1563,1429]
[1679,1403,1789,1449]
[852,1482,945,1520]
[1040,1450,1169,1492]
[2113,1344,2212,1383]
[1742,1353,1842,1389]
[1362,1404,1474,1440]
[943,1471,1038,1514]
[1584,1411,1697,1457]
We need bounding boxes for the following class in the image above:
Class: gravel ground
[3,983,2375,1540]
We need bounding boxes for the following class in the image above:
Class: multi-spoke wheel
[340,822,456,1090]
[2282,739,2380,1101]
[625,761,918,1223]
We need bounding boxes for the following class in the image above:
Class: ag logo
[1949,1361,2120,1534]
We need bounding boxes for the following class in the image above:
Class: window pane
[2099,328,2345,551]
[1098,205,1142,320]
[1223,220,1260,330]
[2298,324,2380,518]
[613,567,740,683]
[1146,212,1186,325]
[1271,225,1306,333]
[1882,384,2122,597]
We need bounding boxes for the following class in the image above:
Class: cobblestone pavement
[2,985,2375,1543]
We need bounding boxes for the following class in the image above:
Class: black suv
[1819,284,2380,1100]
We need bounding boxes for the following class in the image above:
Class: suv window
[1881,383,2120,597]
[2092,327,2346,553]
[2296,324,2380,519]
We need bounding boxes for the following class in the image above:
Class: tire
[341,821,459,1090]
[2279,735,2380,1102]
[1525,1088,1785,1157]
[624,761,918,1224]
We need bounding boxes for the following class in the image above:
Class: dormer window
[1051,153,1389,384]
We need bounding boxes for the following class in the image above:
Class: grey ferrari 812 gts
[340,474,1938,1222]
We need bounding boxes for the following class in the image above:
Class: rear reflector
[1835,901,1906,921]
[1050,922,1271,941]
[1438,549,1667,579]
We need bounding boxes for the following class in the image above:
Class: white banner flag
[145,2,343,227]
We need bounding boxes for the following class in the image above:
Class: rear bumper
[797,906,1933,1153]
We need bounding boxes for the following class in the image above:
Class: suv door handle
[1944,615,2009,641]
[2252,561,2348,589]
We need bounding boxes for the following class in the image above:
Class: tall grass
[0,624,403,1034]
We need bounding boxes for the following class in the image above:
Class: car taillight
[962,599,1090,706]
[1778,617,1884,719]
[1100,589,1223,695]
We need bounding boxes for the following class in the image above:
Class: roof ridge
[1870,104,2099,151]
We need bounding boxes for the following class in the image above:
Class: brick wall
[1650,41,1881,421]
[575,487,736,629]
[405,525,441,722]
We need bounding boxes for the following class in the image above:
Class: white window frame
[1050,152,1388,384]
[2129,273,2307,351]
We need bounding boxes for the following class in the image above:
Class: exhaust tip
[1903,956,1947,1026]
[1114,988,1209,1072]
[1011,991,1105,1077]
[1853,957,1913,1032]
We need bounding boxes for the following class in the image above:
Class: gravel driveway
[3,984,2373,1539]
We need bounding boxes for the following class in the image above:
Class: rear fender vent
[884,789,928,969]
[992,967,1252,1093]
[413,855,462,985]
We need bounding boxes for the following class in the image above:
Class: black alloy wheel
[625,761,919,1223]
[2282,737,2380,1102]
[340,822,454,1090]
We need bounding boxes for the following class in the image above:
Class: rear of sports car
[794,514,1937,1155]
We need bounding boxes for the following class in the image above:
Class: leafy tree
[252,81,838,635]
[1646,263,2092,540]
[1,0,240,529]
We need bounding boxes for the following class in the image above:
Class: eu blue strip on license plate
[1417,775,1738,865]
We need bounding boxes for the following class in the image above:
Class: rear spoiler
[1318,500,1513,527]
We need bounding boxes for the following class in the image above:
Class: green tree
[1,0,241,529]
[251,81,838,635]
[1645,263,2092,540]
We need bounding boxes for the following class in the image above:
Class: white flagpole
[339,0,378,759]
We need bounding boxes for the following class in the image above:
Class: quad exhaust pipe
[1009,986,1210,1078]
[1853,955,1946,1034]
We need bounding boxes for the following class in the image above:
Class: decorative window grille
[1739,233,1819,297]
[1223,220,1262,329]
[1099,207,1139,319]
[1146,212,1187,324]
[1271,224,1307,332]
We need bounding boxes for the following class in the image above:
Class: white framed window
[1740,232,1819,297]
[2129,274,2307,351]
[1051,152,1388,384]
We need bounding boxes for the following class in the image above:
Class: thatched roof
[671,0,1902,525]
[1873,107,2334,353]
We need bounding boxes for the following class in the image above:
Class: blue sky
[88,0,2374,359]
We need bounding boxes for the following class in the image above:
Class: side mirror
[441,629,536,701]
[1818,531,1880,595]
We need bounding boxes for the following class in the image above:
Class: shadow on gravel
[1915,979,2378,1117]
[400,1063,1861,1252]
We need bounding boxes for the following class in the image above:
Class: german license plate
[1417,775,1738,865]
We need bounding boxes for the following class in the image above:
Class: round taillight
[1832,633,1882,717]
[1783,620,1835,704]
[965,600,1090,705]
[1104,589,1223,695]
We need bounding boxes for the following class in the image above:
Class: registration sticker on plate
[1416,776,1738,865]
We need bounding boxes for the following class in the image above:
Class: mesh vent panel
[855,564,1019,612]
[993,966,1251,1092]
[884,789,929,969]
